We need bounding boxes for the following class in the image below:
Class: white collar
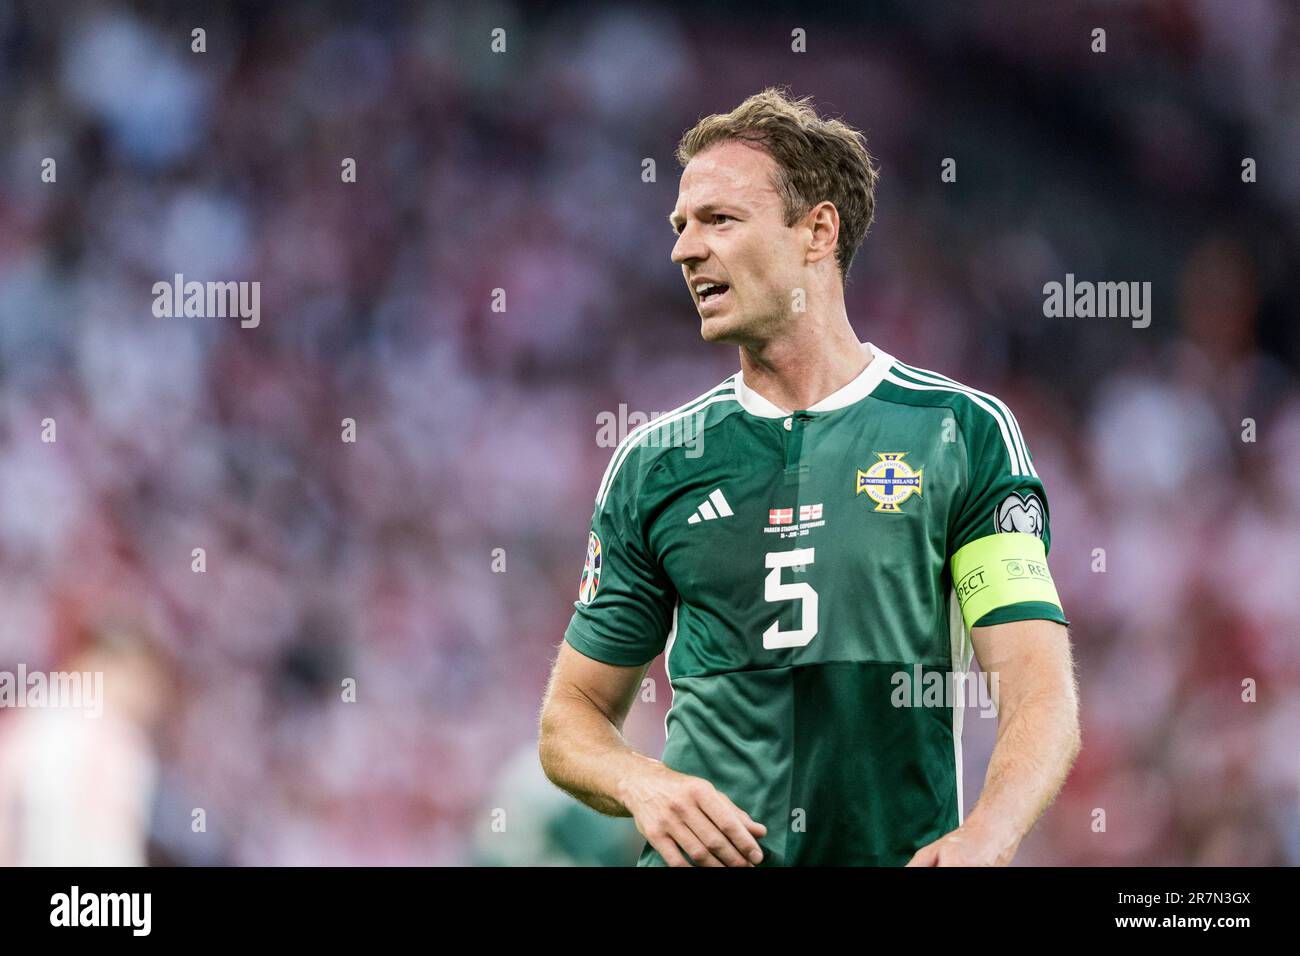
[734,341,895,418]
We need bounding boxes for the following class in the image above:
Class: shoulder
[594,374,741,512]
[875,354,1036,478]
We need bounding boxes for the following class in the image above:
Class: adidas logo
[687,488,734,525]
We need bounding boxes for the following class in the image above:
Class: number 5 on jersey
[763,548,818,649]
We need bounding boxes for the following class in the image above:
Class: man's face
[670,141,805,344]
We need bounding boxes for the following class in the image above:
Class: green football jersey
[564,341,1068,866]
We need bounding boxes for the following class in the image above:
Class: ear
[804,200,840,268]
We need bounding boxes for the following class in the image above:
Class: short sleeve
[948,401,1069,629]
[563,457,676,667]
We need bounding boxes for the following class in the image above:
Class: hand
[904,821,1020,867]
[619,764,767,867]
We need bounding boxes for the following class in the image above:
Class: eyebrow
[667,202,727,233]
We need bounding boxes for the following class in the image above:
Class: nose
[671,222,708,266]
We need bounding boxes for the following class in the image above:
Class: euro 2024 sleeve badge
[578,531,602,605]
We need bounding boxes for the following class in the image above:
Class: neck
[737,303,871,413]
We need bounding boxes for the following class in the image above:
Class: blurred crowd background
[0,0,1297,865]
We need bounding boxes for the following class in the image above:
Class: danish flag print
[768,508,794,526]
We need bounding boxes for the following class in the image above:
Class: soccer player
[538,88,1080,866]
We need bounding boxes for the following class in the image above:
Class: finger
[720,792,768,837]
[905,842,939,867]
[700,786,767,838]
[682,804,752,867]
[645,829,691,868]
[669,819,727,867]
[699,790,766,863]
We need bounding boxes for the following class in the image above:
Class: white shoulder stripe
[894,361,1034,478]
[891,362,1037,478]
[595,376,733,505]
[883,370,1026,477]
[894,361,1034,476]
[595,378,738,510]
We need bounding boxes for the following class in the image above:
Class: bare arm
[537,640,657,816]
[538,641,767,866]
[907,618,1081,866]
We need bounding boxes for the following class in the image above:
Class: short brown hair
[676,87,879,283]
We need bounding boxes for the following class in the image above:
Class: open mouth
[695,281,730,305]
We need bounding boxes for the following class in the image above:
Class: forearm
[964,682,1081,861]
[538,695,662,817]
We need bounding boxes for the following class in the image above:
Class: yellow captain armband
[950,532,1063,631]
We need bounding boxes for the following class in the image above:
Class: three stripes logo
[687,488,734,525]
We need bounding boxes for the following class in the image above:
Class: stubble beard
[699,293,788,349]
